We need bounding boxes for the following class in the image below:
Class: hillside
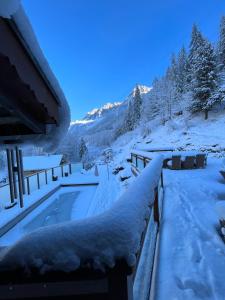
[58,82,225,164]
[58,85,151,161]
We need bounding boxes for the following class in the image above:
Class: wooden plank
[0,279,108,299]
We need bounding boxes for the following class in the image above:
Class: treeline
[145,17,225,122]
[120,16,225,138]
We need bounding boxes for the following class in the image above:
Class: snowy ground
[155,158,225,300]
[0,159,131,248]
[0,163,82,211]
[0,185,97,247]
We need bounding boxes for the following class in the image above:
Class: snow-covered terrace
[131,149,225,299]
[0,156,163,300]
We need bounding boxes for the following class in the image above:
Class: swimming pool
[0,185,97,246]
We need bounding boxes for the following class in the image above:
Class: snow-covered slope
[57,85,151,161]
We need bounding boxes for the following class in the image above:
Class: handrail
[0,163,72,188]
[0,163,77,207]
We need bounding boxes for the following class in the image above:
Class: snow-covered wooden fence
[0,163,79,209]
[0,156,164,300]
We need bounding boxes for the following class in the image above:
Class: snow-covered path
[87,163,122,216]
[155,158,225,300]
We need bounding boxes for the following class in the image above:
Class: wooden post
[19,149,26,194]
[69,163,72,174]
[61,165,64,177]
[26,177,30,195]
[15,147,24,208]
[37,173,40,189]
[51,168,54,179]
[6,149,14,203]
[10,149,17,199]
[161,171,164,188]
[154,187,159,224]
[45,170,48,184]
[135,155,138,168]
[108,263,133,300]
[143,158,146,168]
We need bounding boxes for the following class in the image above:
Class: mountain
[57,85,152,161]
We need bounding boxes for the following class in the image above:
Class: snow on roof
[23,155,63,171]
[0,0,70,151]
[0,155,163,274]
[135,144,176,152]
[0,0,20,18]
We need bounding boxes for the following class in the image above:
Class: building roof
[0,1,70,151]
[23,155,63,171]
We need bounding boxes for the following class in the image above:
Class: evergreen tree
[124,101,134,132]
[187,24,204,87]
[218,16,225,71]
[176,47,188,94]
[189,25,217,119]
[79,138,88,161]
[133,85,142,126]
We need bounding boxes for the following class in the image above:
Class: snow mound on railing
[0,156,163,274]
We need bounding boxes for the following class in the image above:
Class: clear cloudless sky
[22,0,225,120]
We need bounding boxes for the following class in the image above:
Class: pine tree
[218,16,225,71]
[189,25,217,119]
[133,85,142,126]
[176,47,188,94]
[124,101,134,132]
[79,138,88,160]
[187,24,204,87]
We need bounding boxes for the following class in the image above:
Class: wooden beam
[0,116,20,125]
[0,96,45,134]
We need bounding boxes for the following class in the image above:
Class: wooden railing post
[143,158,146,168]
[161,171,164,188]
[45,170,48,184]
[6,149,14,203]
[154,187,159,224]
[69,163,72,174]
[108,263,133,300]
[61,165,64,177]
[15,147,24,208]
[26,177,30,195]
[37,173,40,189]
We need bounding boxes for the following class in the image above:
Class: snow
[70,119,94,126]
[23,155,63,171]
[0,0,20,18]
[134,145,176,152]
[0,168,90,229]
[215,201,225,220]
[155,158,225,300]
[0,155,163,274]
[0,185,97,247]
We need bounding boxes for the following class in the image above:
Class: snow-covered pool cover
[0,0,70,151]
[0,156,163,274]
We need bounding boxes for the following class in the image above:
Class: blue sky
[22,0,225,120]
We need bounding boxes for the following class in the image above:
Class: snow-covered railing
[0,156,163,300]
[0,163,78,209]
